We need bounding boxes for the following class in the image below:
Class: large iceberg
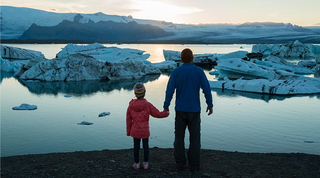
[19,53,161,81]
[209,78,320,95]
[0,57,27,73]
[215,58,305,80]
[163,49,248,65]
[252,55,315,74]
[1,45,45,60]
[11,43,166,81]
[210,57,320,95]
[0,45,45,73]
[56,43,150,63]
[252,40,320,58]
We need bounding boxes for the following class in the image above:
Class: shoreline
[2,148,320,178]
[2,39,320,45]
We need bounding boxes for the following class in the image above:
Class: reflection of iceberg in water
[0,71,14,83]
[18,74,160,96]
[212,88,320,103]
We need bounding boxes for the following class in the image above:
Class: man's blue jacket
[163,63,213,112]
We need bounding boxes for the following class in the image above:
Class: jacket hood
[129,99,148,112]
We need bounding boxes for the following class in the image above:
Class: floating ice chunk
[1,45,45,60]
[209,70,219,75]
[12,103,37,110]
[216,51,248,60]
[252,40,319,58]
[151,60,177,71]
[304,141,315,143]
[18,53,161,81]
[252,55,314,74]
[98,112,111,117]
[209,78,320,95]
[56,43,150,63]
[316,54,320,64]
[163,49,217,64]
[215,58,306,80]
[77,121,94,125]
[0,57,27,73]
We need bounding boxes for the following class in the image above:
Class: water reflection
[213,88,320,102]
[0,71,14,83]
[18,74,160,96]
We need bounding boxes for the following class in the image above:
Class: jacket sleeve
[126,106,132,136]
[149,102,169,118]
[200,70,213,108]
[163,70,176,110]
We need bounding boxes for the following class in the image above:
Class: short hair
[181,48,194,63]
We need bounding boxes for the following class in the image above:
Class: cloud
[268,12,279,17]
[128,0,203,21]
[48,8,58,12]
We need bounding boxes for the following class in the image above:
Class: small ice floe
[77,121,93,125]
[12,103,37,110]
[64,94,73,98]
[98,112,111,117]
[304,140,315,143]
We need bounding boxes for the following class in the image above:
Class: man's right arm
[163,73,176,110]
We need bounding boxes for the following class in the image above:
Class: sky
[1,0,320,26]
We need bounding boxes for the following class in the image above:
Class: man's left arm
[200,72,213,115]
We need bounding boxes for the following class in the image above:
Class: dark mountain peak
[74,14,84,23]
[20,20,173,41]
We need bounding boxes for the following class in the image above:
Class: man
[163,48,213,172]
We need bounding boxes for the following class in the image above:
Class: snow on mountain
[1,6,320,43]
[0,6,176,39]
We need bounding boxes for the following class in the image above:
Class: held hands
[206,107,213,115]
[164,109,170,115]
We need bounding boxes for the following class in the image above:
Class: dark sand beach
[1,148,320,178]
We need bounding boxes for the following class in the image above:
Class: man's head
[181,48,194,63]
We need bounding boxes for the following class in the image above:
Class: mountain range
[1,6,320,43]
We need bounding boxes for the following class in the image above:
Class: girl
[126,83,169,170]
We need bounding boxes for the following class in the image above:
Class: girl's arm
[126,107,132,136]
[149,102,169,118]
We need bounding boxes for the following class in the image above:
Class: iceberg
[151,60,177,71]
[215,58,304,80]
[209,78,320,95]
[163,49,216,65]
[0,57,27,73]
[56,43,150,63]
[316,54,320,64]
[252,40,320,58]
[18,53,161,81]
[252,55,315,74]
[98,112,110,117]
[1,45,45,60]
[163,49,248,65]
[77,121,93,125]
[12,103,37,110]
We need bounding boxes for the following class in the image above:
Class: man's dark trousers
[174,111,201,169]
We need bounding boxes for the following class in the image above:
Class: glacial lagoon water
[1,44,320,157]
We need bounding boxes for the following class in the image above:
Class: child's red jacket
[126,99,169,139]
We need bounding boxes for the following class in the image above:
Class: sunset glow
[1,0,319,26]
